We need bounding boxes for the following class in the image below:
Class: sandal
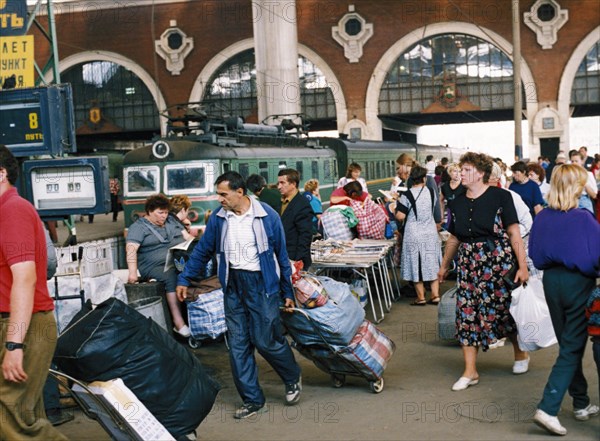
[427,297,441,305]
[410,299,427,306]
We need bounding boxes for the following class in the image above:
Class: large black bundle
[54,298,220,439]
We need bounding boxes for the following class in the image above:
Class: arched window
[571,39,600,111]
[379,33,520,116]
[201,50,336,126]
[62,61,160,134]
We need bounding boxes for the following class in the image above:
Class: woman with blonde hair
[169,194,196,238]
[529,164,600,435]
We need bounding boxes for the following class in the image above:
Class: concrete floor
[52,214,598,440]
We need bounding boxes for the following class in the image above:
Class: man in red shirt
[0,145,67,440]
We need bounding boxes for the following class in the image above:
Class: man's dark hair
[409,165,427,184]
[441,157,449,166]
[278,168,300,187]
[426,155,434,162]
[343,180,363,198]
[510,161,528,174]
[144,194,170,214]
[215,171,247,194]
[0,145,19,185]
[246,174,266,194]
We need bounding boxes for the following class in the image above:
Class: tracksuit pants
[224,269,301,406]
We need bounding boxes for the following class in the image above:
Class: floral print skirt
[455,238,516,351]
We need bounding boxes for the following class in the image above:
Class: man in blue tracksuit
[176,171,301,419]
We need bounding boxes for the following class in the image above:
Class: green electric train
[122,112,464,229]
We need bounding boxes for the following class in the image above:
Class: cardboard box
[72,378,175,441]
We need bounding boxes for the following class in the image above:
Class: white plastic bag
[509,277,557,352]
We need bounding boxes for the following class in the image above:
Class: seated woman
[126,194,190,337]
[169,194,197,239]
[330,181,369,206]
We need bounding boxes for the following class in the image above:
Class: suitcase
[286,308,395,393]
[186,288,227,348]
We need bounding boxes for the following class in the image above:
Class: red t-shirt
[0,187,54,313]
[330,187,369,206]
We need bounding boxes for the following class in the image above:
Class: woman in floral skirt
[438,153,530,391]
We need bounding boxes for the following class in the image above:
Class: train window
[164,163,211,195]
[259,161,268,169]
[296,161,303,179]
[324,160,331,179]
[239,163,249,179]
[311,161,319,179]
[223,163,230,173]
[124,166,159,196]
[279,161,287,169]
[260,171,269,181]
[368,162,375,180]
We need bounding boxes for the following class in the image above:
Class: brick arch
[189,39,347,129]
[558,26,600,143]
[365,22,538,140]
[49,51,169,135]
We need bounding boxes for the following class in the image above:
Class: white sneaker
[533,409,567,436]
[451,376,479,391]
[488,338,506,349]
[573,404,599,421]
[174,325,191,338]
[512,356,530,375]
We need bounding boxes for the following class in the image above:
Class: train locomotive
[122,106,464,229]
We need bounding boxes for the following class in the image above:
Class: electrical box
[0,84,77,157]
[22,156,110,217]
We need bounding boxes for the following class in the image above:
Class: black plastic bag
[54,298,220,438]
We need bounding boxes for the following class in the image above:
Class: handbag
[509,277,557,351]
[502,265,520,291]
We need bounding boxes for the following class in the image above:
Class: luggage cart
[284,307,394,394]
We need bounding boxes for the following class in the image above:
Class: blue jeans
[538,267,595,416]
[224,269,301,406]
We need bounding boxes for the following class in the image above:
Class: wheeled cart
[284,307,395,393]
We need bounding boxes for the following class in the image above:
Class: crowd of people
[1,140,599,437]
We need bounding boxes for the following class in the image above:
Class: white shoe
[533,409,567,436]
[573,404,599,421]
[513,356,530,374]
[174,325,191,337]
[451,376,479,391]
[488,338,506,349]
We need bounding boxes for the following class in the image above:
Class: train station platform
[51,273,598,440]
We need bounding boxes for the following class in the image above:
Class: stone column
[252,0,301,123]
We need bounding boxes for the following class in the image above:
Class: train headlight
[152,141,171,159]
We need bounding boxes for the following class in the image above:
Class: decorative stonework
[332,5,373,63]
[524,0,568,50]
[532,106,564,139]
[154,20,194,75]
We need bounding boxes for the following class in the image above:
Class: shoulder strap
[405,190,418,221]
[141,218,170,244]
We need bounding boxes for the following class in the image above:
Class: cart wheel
[188,337,200,349]
[370,378,384,393]
[331,374,346,388]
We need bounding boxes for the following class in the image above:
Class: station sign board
[0,84,77,156]
[22,156,111,218]
[0,0,27,37]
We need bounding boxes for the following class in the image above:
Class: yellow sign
[0,34,34,88]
